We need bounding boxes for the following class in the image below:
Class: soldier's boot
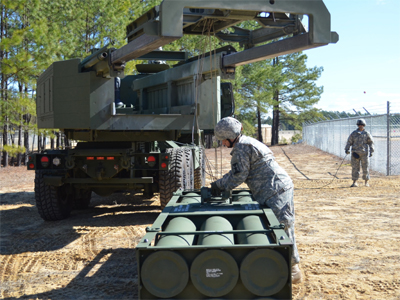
[292,264,303,284]
[350,181,358,187]
[365,180,370,187]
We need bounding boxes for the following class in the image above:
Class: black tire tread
[35,170,72,221]
[159,148,184,209]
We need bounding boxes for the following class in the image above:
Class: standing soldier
[345,119,374,187]
[210,117,302,284]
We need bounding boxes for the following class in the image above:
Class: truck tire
[159,148,194,209]
[194,148,206,189]
[34,170,72,221]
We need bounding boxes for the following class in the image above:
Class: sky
[304,0,400,114]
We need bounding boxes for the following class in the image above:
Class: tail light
[27,156,35,169]
[147,156,156,167]
[161,154,169,169]
[40,156,50,168]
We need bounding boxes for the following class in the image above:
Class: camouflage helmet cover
[214,117,242,140]
[357,119,366,126]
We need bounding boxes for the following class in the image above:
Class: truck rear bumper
[44,176,153,186]
[65,177,153,184]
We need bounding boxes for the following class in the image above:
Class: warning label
[206,268,223,278]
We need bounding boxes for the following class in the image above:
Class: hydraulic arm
[109,0,338,73]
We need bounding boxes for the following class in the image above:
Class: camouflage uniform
[215,134,300,264]
[345,129,374,181]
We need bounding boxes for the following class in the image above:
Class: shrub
[291,133,302,143]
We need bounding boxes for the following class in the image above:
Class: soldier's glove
[345,150,350,155]
[369,152,373,157]
[210,181,222,196]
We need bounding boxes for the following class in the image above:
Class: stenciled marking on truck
[173,205,191,212]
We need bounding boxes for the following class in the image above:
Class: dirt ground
[0,143,399,300]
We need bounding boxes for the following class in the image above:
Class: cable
[203,153,218,182]
[294,153,349,190]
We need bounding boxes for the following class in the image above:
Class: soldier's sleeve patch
[232,162,242,174]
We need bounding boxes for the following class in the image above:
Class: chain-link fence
[303,104,400,176]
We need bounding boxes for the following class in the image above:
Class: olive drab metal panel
[36,63,54,128]
[37,59,112,130]
[37,52,227,132]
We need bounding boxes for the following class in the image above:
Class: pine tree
[237,50,323,145]
[1,0,41,166]
[0,0,142,166]
[238,62,274,140]
[269,52,323,145]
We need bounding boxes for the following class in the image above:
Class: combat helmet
[214,117,242,141]
[356,119,366,126]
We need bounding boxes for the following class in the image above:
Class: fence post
[387,101,391,176]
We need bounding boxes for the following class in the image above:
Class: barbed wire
[306,101,400,125]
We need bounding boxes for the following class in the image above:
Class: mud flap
[43,176,64,187]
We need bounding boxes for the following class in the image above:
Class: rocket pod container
[136,189,294,299]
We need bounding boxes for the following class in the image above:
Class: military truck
[28,0,338,221]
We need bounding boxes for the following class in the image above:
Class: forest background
[0,0,366,167]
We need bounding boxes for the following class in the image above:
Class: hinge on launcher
[146,227,161,232]
[269,224,285,230]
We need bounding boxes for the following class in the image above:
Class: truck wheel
[34,170,72,221]
[73,189,92,210]
[159,148,193,209]
[194,148,206,189]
